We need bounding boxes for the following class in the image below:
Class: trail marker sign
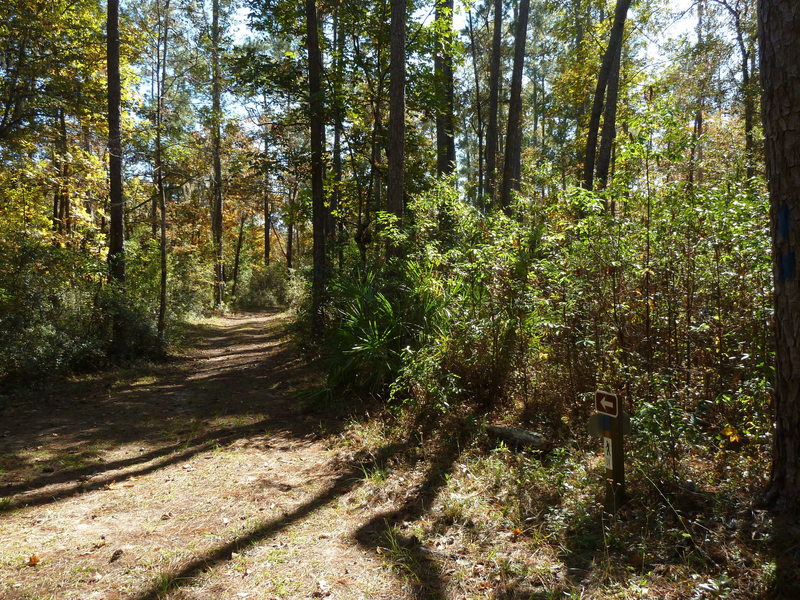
[592,389,625,514]
[595,390,618,417]
[603,436,613,469]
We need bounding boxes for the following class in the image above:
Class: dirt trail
[0,312,420,600]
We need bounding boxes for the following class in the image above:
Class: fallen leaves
[26,554,40,566]
[109,549,123,563]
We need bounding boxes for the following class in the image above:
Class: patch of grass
[262,547,289,565]
[0,497,15,513]
[131,374,158,386]
[378,525,421,582]
[150,571,179,597]
[0,551,26,567]
[357,462,389,485]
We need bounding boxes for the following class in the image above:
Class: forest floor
[0,311,434,600]
[0,311,773,600]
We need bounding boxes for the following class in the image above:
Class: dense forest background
[1,0,770,451]
[2,0,792,595]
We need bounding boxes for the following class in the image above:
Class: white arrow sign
[595,390,619,417]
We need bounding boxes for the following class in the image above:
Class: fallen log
[486,425,550,451]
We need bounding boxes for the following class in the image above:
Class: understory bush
[320,166,774,471]
[0,226,223,383]
[321,181,542,412]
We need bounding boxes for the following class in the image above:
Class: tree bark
[467,8,484,202]
[734,10,756,185]
[759,1,800,595]
[107,0,124,286]
[499,0,530,212]
[435,0,456,176]
[305,0,326,333]
[211,0,224,307]
[54,107,70,234]
[387,0,405,242]
[333,11,345,267]
[485,0,502,202]
[155,0,171,342]
[264,198,271,267]
[231,213,247,298]
[582,0,631,192]
[286,218,293,269]
[595,37,622,190]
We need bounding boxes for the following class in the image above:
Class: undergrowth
[313,173,774,598]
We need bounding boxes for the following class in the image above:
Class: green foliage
[0,229,161,381]
[322,180,542,412]
[324,269,405,394]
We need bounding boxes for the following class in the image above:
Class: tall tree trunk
[435,0,456,176]
[467,8,484,202]
[387,0,405,245]
[582,0,631,191]
[712,0,756,185]
[734,14,756,185]
[499,0,530,211]
[261,99,271,268]
[231,213,247,298]
[760,1,800,595]
[688,0,705,189]
[305,0,326,334]
[485,0,502,202]
[107,0,125,287]
[264,198,271,267]
[286,219,293,269]
[595,37,622,190]
[333,11,345,267]
[155,0,170,342]
[57,108,71,235]
[211,0,224,307]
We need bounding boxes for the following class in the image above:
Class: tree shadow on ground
[351,417,475,600]
[125,409,474,600]
[127,438,415,600]
[0,312,339,508]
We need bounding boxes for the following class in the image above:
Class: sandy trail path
[0,312,421,600]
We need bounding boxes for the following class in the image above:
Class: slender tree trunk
[333,11,345,267]
[211,0,224,307]
[305,0,326,333]
[582,0,631,191]
[231,213,247,298]
[595,37,622,190]
[499,0,530,211]
[689,1,705,189]
[467,8,484,202]
[736,23,756,185]
[387,0,405,243]
[435,0,456,176]
[107,0,124,287]
[759,4,800,596]
[713,0,757,185]
[261,102,271,268]
[485,0,502,201]
[264,198,271,267]
[155,0,171,342]
[57,108,71,235]
[286,219,293,269]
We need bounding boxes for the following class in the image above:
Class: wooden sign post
[592,390,626,514]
